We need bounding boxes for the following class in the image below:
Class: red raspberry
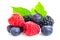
[24,21,40,36]
[8,14,25,27]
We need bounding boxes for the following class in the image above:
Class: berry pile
[7,14,40,36]
[7,2,54,36]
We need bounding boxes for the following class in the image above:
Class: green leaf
[31,8,36,15]
[12,7,31,17]
[35,2,47,18]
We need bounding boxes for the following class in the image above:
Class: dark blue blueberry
[41,25,53,36]
[10,27,21,36]
[7,25,12,33]
[31,14,43,24]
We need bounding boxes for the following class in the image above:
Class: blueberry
[10,27,22,36]
[7,25,12,33]
[31,14,43,24]
[30,14,44,28]
[41,25,53,36]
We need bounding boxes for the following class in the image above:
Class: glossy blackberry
[39,21,44,28]
[43,16,54,26]
[24,15,32,22]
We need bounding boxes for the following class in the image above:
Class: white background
[0,0,60,40]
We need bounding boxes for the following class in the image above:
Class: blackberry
[24,15,32,22]
[43,16,54,26]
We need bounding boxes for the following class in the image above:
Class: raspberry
[24,21,40,36]
[8,14,25,27]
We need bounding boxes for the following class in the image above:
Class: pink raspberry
[8,14,25,27]
[24,21,40,36]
